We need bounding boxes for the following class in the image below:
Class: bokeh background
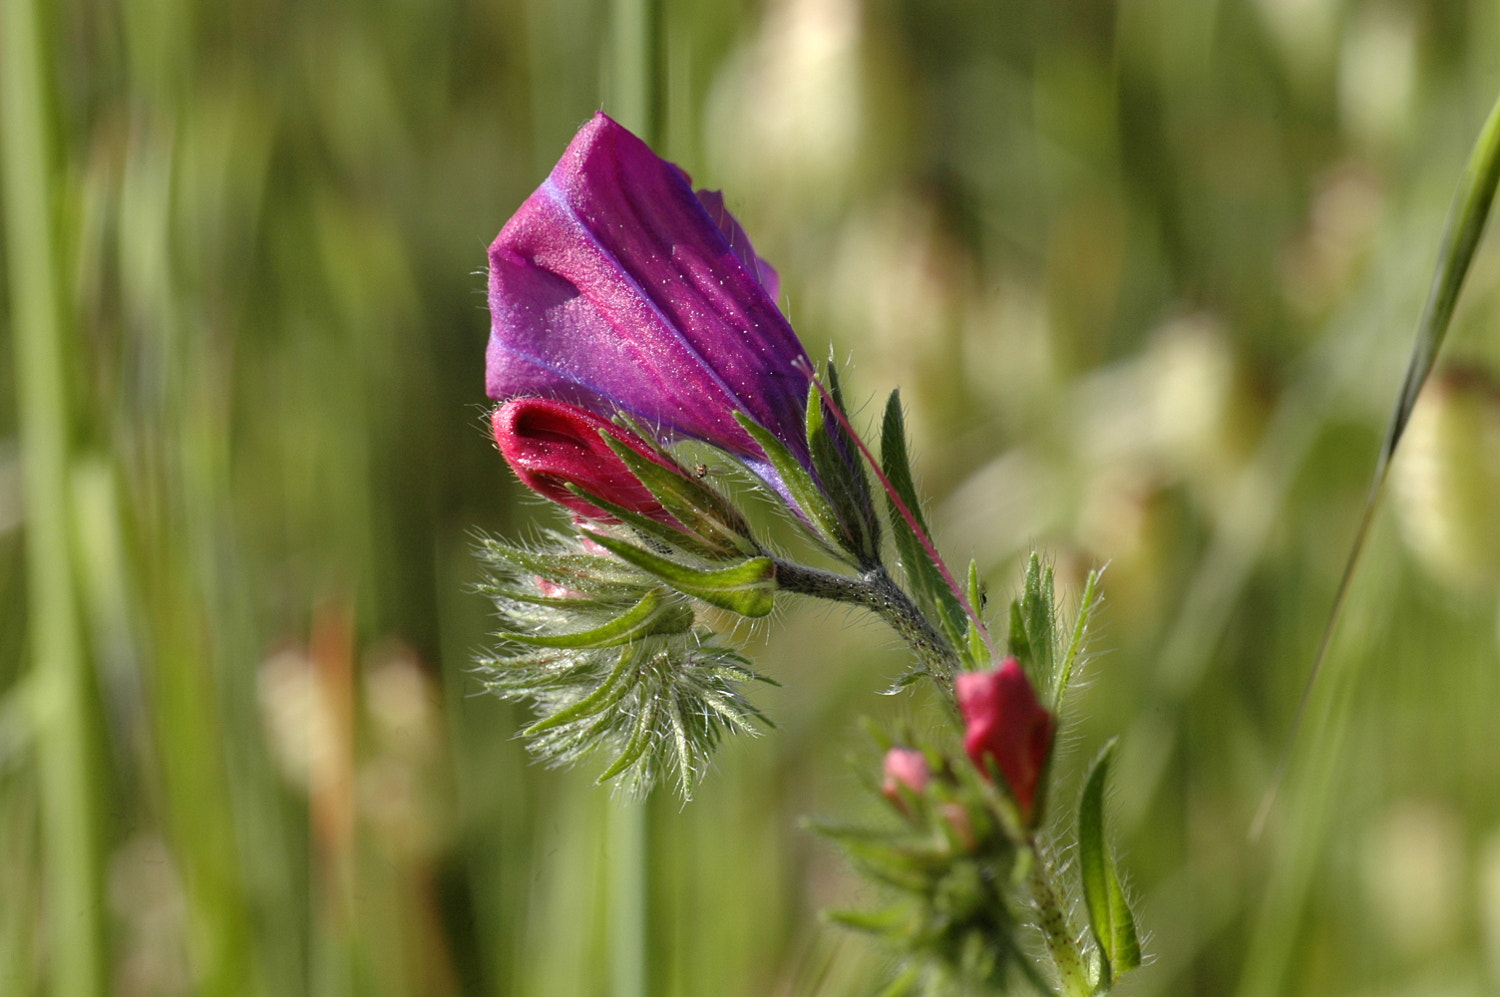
[3,0,1500,994]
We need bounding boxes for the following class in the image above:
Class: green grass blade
[2,0,104,991]
[1254,90,1500,840]
[1375,91,1500,481]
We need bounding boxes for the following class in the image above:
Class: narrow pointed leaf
[807,369,880,565]
[880,390,967,643]
[522,647,638,734]
[564,483,726,561]
[1021,554,1055,681]
[1056,567,1101,707]
[479,538,644,594]
[1079,740,1141,981]
[586,533,777,617]
[497,587,693,648]
[966,560,989,665]
[734,411,847,552]
[596,693,660,782]
[599,431,761,556]
[1007,601,1031,671]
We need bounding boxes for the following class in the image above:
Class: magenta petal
[486,113,812,478]
[696,190,781,301]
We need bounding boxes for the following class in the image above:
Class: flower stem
[1027,847,1094,997]
[772,560,960,678]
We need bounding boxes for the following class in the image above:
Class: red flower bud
[493,397,680,524]
[881,747,931,812]
[955,658,1055,823]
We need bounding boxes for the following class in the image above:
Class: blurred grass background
[3,0,1500,994]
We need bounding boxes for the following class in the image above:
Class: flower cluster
[475,113,1138,995]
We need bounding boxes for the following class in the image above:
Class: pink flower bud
[492,397,680,524]
[881,747,931,810]
[955,658,1055,823]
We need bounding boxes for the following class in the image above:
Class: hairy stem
[772,560,961,678]
[1028,848,1094,997]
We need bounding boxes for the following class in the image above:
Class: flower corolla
[486,113,814,493]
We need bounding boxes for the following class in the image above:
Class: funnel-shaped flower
[955,658,1055,823]
[492,397,680,525]
[486,113,814,490]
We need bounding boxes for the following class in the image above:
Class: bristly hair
[474,530,773,798]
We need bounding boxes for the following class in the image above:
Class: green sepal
[584,532,777,618]
[476,584,639,612]
[733,411,849,559]
[476,537,645,596]
[880,390,967,645]
[1008,553,1055,690]
[1056,567,1102,708]
[806,365,881,567]
[1024,554,1055,677]
[823,905,911,936]
[595,689,660,783]
[596,430,761,558]
[965,560,989,666]
[496,586,693,648]
[563,483,727,563]
[1078,739,1141,983]
[522,646,639,735]
[1006,601,1029,669]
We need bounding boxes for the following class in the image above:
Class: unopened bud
[955,658,1056,824]
[493,398,681,525]
[881,746,931,813]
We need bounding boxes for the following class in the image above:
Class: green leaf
[824,906,912,936]
[563,483,726,562]
[965,560,989,665]
[733,411,847,555]
[1079,740,1141,983]
[597,431,761,557]
[807,367,880,566]
[585,533,777,617]
[522,647,638,735]
[880,391,967,645]
[1021,553,1055,680]
[496,586,693,648]
[477,537,645,595]
[595,690,661,782]
[1056,567,1101,707]
[1007,600,1029,670]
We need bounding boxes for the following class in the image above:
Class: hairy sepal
[880,390,968,650]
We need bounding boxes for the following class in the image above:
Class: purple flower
[486,113,814,490]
